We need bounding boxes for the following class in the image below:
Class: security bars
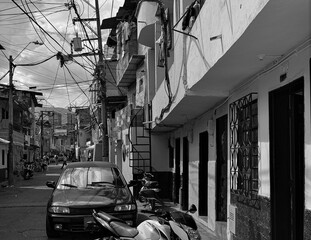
[230,93,259,199]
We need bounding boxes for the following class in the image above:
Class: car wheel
[46,216,59,238]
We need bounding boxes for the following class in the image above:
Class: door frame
[215,114,228,221]
[199,131,208,216]
[269,77,304,240]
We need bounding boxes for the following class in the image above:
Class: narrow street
[0,164,94,240]
[0,162,216,240]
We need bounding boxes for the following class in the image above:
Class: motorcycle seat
[97,211,139,238]
[110,221,139,238]
[145,181,159,188]
[97,211,123,223]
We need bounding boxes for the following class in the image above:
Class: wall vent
[229,204,237,234]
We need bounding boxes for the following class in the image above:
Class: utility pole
[95,0,108,162]
[70,0,108,162]
[40,111,44,159]
[8,55,14,186]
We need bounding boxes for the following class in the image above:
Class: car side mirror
[46,181,56,189]
[128,180,138,187]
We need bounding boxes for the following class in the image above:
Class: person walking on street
[54,154,58,165]
[61,154,67,169]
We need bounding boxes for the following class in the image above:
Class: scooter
[89,204,201,240]
[136,169,163,212]
[154,204,201,240]
[20,162,34,180]
[90,210,170,240]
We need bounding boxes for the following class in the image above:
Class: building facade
[112,0,310,239]
[0,88,42,182]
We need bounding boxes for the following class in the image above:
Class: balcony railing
[116,26,144,87]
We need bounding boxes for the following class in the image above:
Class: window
[2,150,5,166]
[230,93,258,198]
[57,167,126,189]
[138,78,144,93]
[2,108,8,119]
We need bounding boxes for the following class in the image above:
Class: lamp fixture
[257,54,282,61]
[210,34,222,41]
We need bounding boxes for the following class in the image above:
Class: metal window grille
[230,93,258,198]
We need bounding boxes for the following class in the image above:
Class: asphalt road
[0,164,162,240]
[0,164,96,240]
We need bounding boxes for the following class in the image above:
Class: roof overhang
[153,0,311,131]
[117,55,145,87]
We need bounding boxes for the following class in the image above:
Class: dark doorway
[269,77,304,240]
[216,115,228,221]
[174,138,181,203]
[182,136,189,210]
[199,131,208,216]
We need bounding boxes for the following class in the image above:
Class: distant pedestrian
[41,158,47,171]
[61,154,67,169]
[43,154,50,165]
[54,155,59,165]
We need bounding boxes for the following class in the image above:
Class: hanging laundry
[116,22,123,60]
[156,7,172,67]
[182,0,201,31]
[123,21,130,42]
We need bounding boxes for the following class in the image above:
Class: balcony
[136,1,159,48]
[116,25,144,87]
[151,0,310,130]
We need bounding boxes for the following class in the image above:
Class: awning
[101,17,120,29]
[0,138,9,144]
[86,145,95,150]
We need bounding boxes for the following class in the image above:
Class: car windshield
[57,167,126,189]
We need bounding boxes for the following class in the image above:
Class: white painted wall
[169,45,311,236]
[152,0,269,122]
[151,134,170,171]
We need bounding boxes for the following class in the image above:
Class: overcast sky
[0,0,124,109]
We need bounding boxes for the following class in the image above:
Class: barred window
[230,93,258,198]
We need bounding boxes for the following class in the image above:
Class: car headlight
[183,224,201,240]
[114,204,136,211]
[48,206,70,214]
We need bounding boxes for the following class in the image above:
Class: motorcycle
[135,168,163,212]
[154,204,201,240]
[89,204,201,240]
[20,161,34,180]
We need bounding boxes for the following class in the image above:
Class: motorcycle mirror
[188,204,197,214]
[128,180,138,187]
[46,181,56,189]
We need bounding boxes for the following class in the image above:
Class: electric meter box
[73,37,82,52]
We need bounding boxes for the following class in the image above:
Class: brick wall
[305,209,311,239]
[231,194,271,240]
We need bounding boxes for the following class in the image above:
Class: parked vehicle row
[90,204,201,240]
[45,161,201,239]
